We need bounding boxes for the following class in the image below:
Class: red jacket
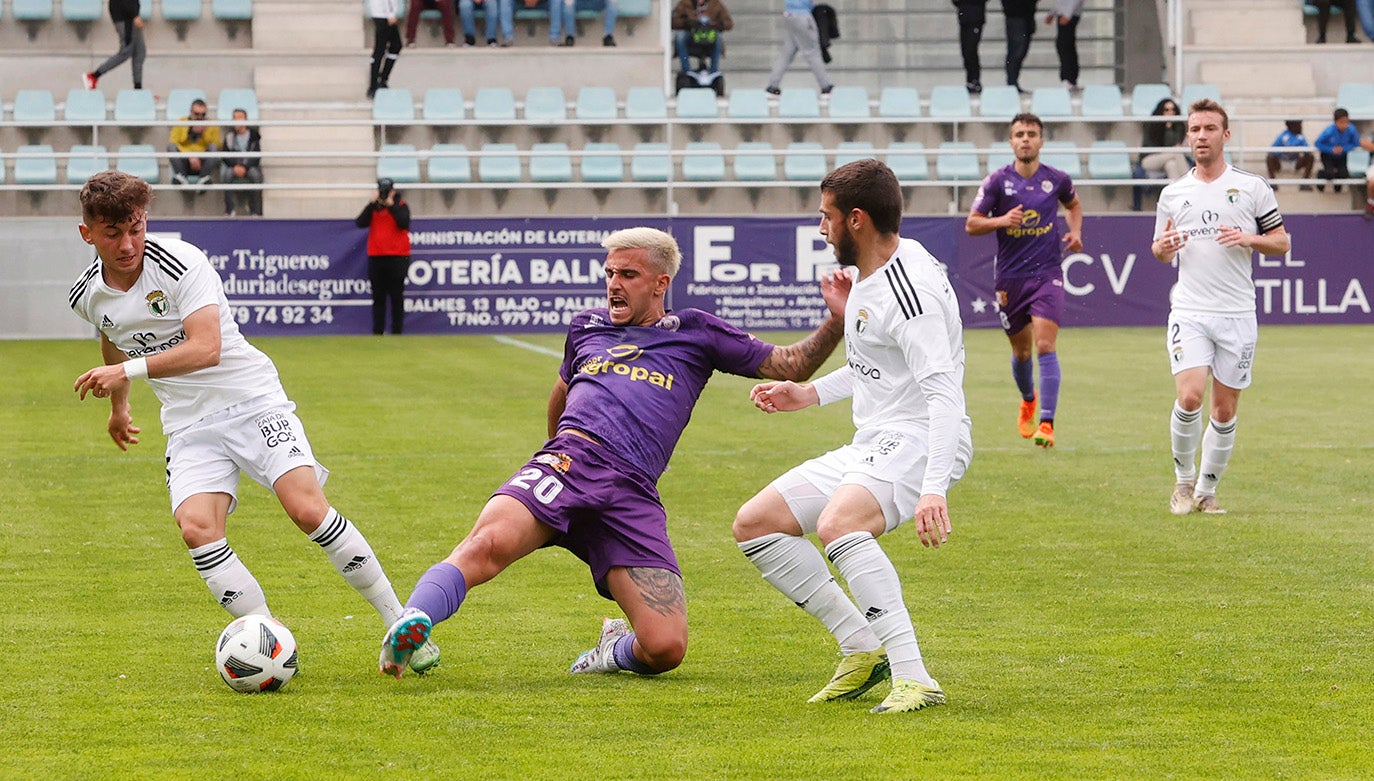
[355,200,411,257]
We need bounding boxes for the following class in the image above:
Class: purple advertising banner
[152,215,1372,337]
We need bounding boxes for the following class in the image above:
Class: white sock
[309,508,404,627]
[740,533,879,653]
[1195,417,1236,497]
[824,531,934,686]
[1171,402,1204,483]
[189,538,270,618]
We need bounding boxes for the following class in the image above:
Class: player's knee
[732,504,770,543]
[174,514,216,548]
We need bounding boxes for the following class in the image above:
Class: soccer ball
[215,615,298,693]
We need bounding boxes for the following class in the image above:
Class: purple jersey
[971,163,1078,282]
[557,308,774,480]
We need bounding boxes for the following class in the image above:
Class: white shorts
[769,427,971,535]
[1166,311,1257,390]
[165,395,328,514]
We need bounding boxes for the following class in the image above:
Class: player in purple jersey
[966,112,1082,448]
[379,226,850,680]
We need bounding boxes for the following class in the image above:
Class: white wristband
[123,357,149,381]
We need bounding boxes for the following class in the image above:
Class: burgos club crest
[855,308,870,334]
[145,290,170,317]
[1226,188,1240,204]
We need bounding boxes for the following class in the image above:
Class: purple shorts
[493,433,680,600]
[994,275,1064,336]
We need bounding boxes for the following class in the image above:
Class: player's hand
[819,268,852,319]
[107,405,141,451]
[750,380,817,413]
[75,364,132,401]
[913,494,950,548]
[1155,218,1188,260]
[1002,205,1025,229]
[1216,225,1253,248]
[1062,231,1083,253]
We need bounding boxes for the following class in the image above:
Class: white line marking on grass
[493,335,563,359]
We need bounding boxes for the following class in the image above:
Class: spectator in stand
[953,0,989,94]
[220,109,263,217]
[1265,120,1316,190]
[367,0,403,100]
[1364,134,1374,220]
[547,0,620,47]
[460,0,516,46]
[405,0,457,47]
[1002,0,1037,94]
[672,0,734,75]
[765,0,834,96]
[84,0,146,91]
[1046,0,1083,91]
[355,179,412,335]
[1314,107,1362,192]
[168,99,221,188]
[1132,98,1189,211]
[1313,0,1359,43]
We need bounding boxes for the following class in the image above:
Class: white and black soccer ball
[215,615,298,693]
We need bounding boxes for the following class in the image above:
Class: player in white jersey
[1151,100,1289,515]
[734,160,973,715]
[67,171,439,673]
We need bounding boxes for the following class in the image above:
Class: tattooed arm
[755,269,850,382]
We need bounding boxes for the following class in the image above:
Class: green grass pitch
[2,325,1372,779]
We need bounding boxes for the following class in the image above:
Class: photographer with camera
[354,178,412,335]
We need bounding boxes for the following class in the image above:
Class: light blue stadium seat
[114,89,157,123]
[372,88,416,122]
[1130,83,1173,117]
[161,0,202,20]
[477,143,520,182]
[13,0,53,20]
[630,142,670,181]
[524,87,567,123]
[61,0,102,20]
[727,88,770,120]
[978,86,1022,120]
[834,141,876,167]
[878,87,921,119]
[115,144,160,182]
[427,143,471,183]
[140,0,151,16]
[212,0,253,19]
[422,88,465,121]
[473,87,517,122]
[676,88,719,119]
[64,89,107,122]
[886,141,929,181]
[216,88,258,121]
[15,145,58,185]
[1079,84,1124,118]
[1030,87,1072,118]
[827,86,870,120]
[165,88,206,119]
[732,142,777,181]
[928,85,972,119]
[1087,140,1133,179]
[13,90,56,123]
[66,144,109,183]
[985,150,1014,171]
[782,142,826,181]
[1336,82,1374,117]
[1180,83,1221,108]
[0,155,5,184]
[937,141,981,181]
[529,142,573,182]
[376,143,421,183]
[778,88,821,119]
[1043,140,1082,178]
[681,141,725,181]
[580,142,624,183]
[1348,148,1371,176]
[575,87,618,121]
[624,87,668,120]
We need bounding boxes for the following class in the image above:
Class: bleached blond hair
[602,227,682,277]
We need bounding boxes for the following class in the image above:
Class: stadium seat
[1030,87,1073,119]
[978,86,1022,120]
[733,142,777,181]
[473,87,517,122]
[1348,148,1371,177]
[64,89,107,123]
[477,143,520,183]
[1043,141,1082,178]
[782,142,827,181]
[574,87,618,121]
[681,141,725,181]
[727,88,771,120]
[676,88,719,119]
[61,0,102,21]
[422,88,465,122]
[1180,83,1221,108]
[376,143,421,183]
[13,0,53,19]
[216,88,258,121]
[985,149,1014,172]
[778,89,822,120]
[624,87,668,120]
[165,88,206,120]
[827,86,871,120]
[373,88,416,122]
[928,85,972,119]
[212,0,253,19]
[427,143,471,183]
[15,145,58,185]
[630,143,670,181]
[1087,140,1133,179]
[66,144,109,184]
[115,144,160,183]
[936,142,981,180]
[834,141,876,167]
[114,89,157,123]
[878,87,921,119]
[1130,83,1173,117]
[1335,82,1374,117]
[161,0,203,20]
[13,90,56,123]
[524,87,568,124]
[580,142,625,183]
[1079,84,1124,118]
[529,142,573,182]
[886,141,929,181]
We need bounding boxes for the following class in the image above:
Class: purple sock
[405,562,467,625]
[1011,356,1035,401]
[611,633,658,675]
[1037,352,1061,422]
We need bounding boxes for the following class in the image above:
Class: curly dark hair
[80,170,152,226]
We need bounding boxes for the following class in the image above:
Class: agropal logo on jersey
[1004,209,1053,240]
[577,344,676,389]
[145,290,170,317]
